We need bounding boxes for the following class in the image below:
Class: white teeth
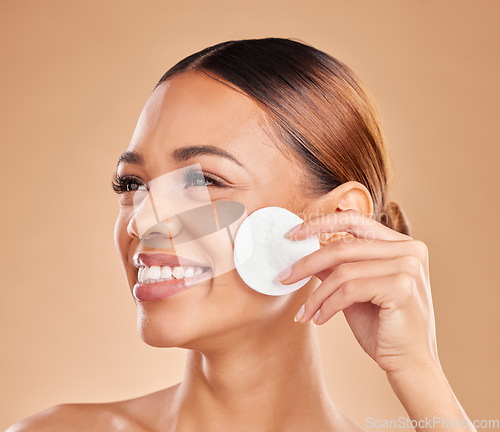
[160,266,172,279]
[172,266,184,279]
[138,265,206,283]
[149,266,161,280]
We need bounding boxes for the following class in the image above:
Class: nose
[127,213,182,236]
[143,215,182,239]
[127,195,183,247]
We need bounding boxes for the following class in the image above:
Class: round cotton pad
[233,206,320,296]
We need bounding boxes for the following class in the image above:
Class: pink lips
[132,252,212,302]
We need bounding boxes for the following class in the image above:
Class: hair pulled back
[155,38,411,236]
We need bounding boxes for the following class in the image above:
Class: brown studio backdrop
[1,0,499,429]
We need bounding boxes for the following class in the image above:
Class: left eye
[183,169,225,188]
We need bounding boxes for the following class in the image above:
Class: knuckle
[331,262,350,281]
[396,272,414,288]
[339,279,356,302]
[335,238,350,253]
[399,255,421,278]
[394,272,415,300]
[412,239,429,262]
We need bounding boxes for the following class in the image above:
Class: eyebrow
[117,145,245,169]
[117,151,144,167]
[172,145,244,168]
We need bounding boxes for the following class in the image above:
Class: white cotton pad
[233,206,320,296]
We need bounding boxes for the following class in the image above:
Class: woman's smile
[132,251,213,301]
[133,268,215,302]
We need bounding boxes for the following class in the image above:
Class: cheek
[209,268,290,322]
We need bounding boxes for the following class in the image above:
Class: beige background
[1,0,499,430]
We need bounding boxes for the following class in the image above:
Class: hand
[279,209,439,375]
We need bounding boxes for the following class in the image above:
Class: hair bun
[380,201,411,236]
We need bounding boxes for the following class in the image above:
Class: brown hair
[154,37,411,236]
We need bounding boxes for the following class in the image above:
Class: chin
[132,271,292,350]
[136,306,204,348]
[132,272,231,349]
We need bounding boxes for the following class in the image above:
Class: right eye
[112,173,148,194]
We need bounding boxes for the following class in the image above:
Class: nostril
[143,231,165,240]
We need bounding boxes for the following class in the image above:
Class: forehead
[128,70,273,157]
[122,70,306,208]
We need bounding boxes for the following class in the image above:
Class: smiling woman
[8,37,476,432]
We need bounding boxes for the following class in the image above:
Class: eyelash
[112,173,146,194]
[111,169,226,194]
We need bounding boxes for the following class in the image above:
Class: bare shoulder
[5,386,179,432]
[5,402,149,432]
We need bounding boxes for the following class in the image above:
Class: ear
[303,181,374,247]
[334,181,374,217]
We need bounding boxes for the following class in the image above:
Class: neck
[170,318,341,431]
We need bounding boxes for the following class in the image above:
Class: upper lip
[133,252,211,269]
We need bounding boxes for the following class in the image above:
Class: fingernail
[312,310,320,324]
[275,265,292,282]
[294,304,305,322]
[285,223,303,238]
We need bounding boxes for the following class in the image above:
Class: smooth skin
[8,71,475,432]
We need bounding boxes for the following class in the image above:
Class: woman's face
[114,70,316,349]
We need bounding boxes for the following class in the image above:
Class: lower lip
[133,269,213,302]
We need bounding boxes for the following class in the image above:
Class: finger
[280,238,428,285]
[287,209,412,242]
[313,272,418,325]
[296,255,422,323]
